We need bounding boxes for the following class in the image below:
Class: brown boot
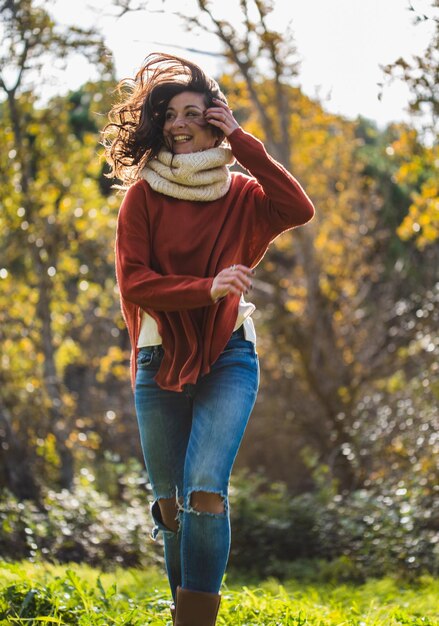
[174,586,221,626]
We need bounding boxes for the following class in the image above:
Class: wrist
[225,124,240,138]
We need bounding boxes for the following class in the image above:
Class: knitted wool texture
[141,146,235,201]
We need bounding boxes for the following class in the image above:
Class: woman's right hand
[210,264,254,302]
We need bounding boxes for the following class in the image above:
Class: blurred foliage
[0,458,160,569]
[393,126,439,249]
[0,81,128,494]
[229,469,438,580]
[378,0,439,249]
[0,467,438,580]
[0,0,124,496]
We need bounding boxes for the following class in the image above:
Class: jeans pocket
[137,348,155,368]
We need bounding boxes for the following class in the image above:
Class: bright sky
[48,0,435,131]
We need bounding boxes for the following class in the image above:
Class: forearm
[116,250,214,312]
[228,128,315,227]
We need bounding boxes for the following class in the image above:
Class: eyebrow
[166,104,204,111]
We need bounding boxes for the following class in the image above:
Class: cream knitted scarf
[141,146,235,201]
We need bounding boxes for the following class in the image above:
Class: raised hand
[204,98,240,137]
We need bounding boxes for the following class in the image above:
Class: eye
[165,111,175,121]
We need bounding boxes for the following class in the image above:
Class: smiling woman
[102,52,315,626]
[163,92,229,154]
[103,52,230,186]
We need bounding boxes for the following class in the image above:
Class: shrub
[228,470,439,580]
[0,460,161,569]
[1,464,437,580]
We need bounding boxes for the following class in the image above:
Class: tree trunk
[0,401,41,500]
[6,85,75,491]
[34,254,75,489]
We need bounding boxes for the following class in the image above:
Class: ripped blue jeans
[134,326,259,598]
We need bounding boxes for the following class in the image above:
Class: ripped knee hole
[157,497,180,532]
[189,491,225,515]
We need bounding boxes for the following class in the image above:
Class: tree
[378,0,439,249]
[0,0,115,494]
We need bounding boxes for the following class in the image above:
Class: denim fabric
[134,326,259,597]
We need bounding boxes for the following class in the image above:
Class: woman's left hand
[205,98,239,137]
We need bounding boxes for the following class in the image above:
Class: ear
[214,132,225,147]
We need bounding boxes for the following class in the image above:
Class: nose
[171,115,186,128]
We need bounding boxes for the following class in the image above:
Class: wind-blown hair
[102,52,228,186]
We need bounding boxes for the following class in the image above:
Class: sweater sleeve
[227,128,315,234]
[115,182,214,312]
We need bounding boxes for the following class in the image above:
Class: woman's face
[163,91,217,154]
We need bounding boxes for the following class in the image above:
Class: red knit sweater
[115,127,315,392]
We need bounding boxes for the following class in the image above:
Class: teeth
[173,135,191,142]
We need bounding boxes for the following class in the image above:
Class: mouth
[172,135,192,144]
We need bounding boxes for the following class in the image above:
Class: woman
[103,52,315,626]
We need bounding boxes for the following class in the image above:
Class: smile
[173,135,192,142]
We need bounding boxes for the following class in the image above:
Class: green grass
[0,560,438,625]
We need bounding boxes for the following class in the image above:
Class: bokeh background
[0,0,438,581]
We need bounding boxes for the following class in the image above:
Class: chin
[173,144,193,154]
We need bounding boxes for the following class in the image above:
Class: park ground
[0,560,438,625]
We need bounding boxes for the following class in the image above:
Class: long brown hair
[102,52,228,186]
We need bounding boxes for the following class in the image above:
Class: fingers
[225,265,254,289]
[210,265,255,302]
[205,98,239,136]
[220,272,251,296]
